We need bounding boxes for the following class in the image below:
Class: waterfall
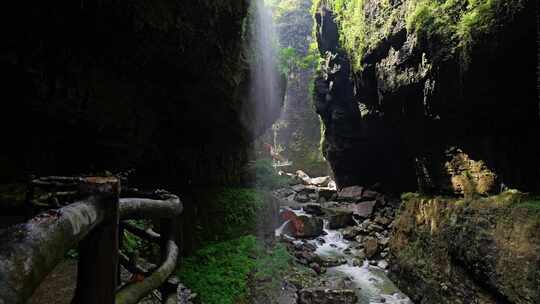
[247,0,281,135]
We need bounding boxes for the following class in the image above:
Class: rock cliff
[313,0,540,194]
[0,1,284,187]
[390,193,540,303]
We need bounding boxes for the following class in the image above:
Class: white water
[277,208,412,304]
[248,0,281,133]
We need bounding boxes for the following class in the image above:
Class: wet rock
[337,186,364,201]
[296,170,311,184]
[292,184,318,194]
[379,237,390,247]
[281,210,324,238]
[354,235,365,243]
[309,262,325,275]
[308,193,319,200]
[325,208,354,229]
[368,223,385,232]
[298,288,358,304]
[342,226,362,240]
[345,201,377,218]
[377,260,389,269]
[364,238,380,259]
[304,203,324,216]
[309,176,332,187]
[318,188,337,200]
[374,215,392,226]
[361,189,380,201]
[315,255,347,267]
[295,193,311,203]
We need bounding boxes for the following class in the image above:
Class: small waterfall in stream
[277,207,412,304]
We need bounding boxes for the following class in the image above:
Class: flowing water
[277,208,412,304]
[246,0,282,133]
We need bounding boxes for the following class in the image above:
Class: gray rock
[295,193,311,203]
[298,288,358,304]
[345,201,377,218]
[337,186,364,201]
[364,238,380,259]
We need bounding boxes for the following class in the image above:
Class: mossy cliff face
[312,0,539,193]
[390,193,540,303]
[0,1,283,187]
[266,0,329,176]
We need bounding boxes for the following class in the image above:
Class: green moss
[406,0,525,61]
[178,235,258,304]
[250,159,290,190]
[178,236,293,304]
[314,0,524,72]
[194,188,265,245]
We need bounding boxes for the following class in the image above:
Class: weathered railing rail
[0,176,183,304]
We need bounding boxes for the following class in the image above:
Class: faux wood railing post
[159,218,175,304]
[71,177,120,304]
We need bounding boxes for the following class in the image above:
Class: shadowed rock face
[313,0,540,194]
[0,1,284,187]
[390,194,540,303]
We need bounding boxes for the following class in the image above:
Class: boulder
[374,215,392,226]
[344,201,377,218]
[364,238,380,259]
[280,210,323,238]
[314,255,347,267]
[361,189,380,201]
[295,193,311,203]
[341,226,362,240]
[308,176,332,187]
[298,288,357,304]
[325,208,354,229]
[337,186,363,201]
[304,203,324,216]
[318,188,337,200]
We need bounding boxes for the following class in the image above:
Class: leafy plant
[191,188,266,246]
[250,158,290,190]
[178,236,258,304]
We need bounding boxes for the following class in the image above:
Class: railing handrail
[0,176,183,304]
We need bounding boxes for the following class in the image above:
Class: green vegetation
[250,158,290,190]
[193,188,265,245]
[250,243,292,299]
[406,0,524,61]
[178,236,257,304]
[278,46,319,75]
[311,0,525,71]
[178,236,293,304]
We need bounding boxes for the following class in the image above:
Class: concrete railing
[0,176,183,304]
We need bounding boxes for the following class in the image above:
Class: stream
[273,173,413,304]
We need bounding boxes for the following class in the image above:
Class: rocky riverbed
[273,170,412,304]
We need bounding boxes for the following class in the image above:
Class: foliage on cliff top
[313,0,525,71]
[406,0,525,61]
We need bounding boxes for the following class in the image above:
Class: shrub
[250,158,290,190]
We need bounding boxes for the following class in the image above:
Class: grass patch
[178,236,258,304]
[192,188,265,245]
[178,236,293,304]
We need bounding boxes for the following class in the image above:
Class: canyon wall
[0,1,284,187]
[313,0,539,194]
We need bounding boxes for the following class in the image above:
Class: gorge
[0,0,539,304]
